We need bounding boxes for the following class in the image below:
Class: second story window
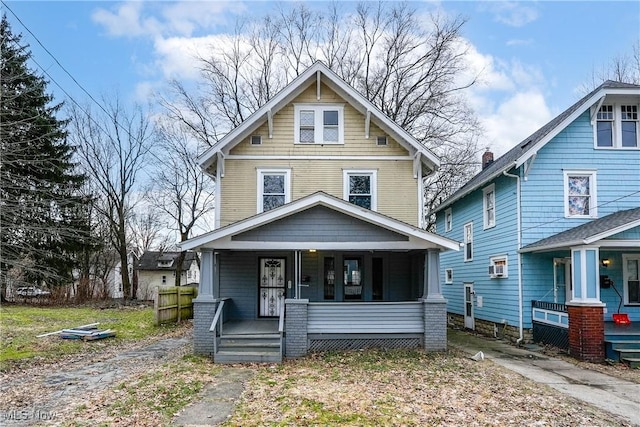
[564,170,597,218]
[464,222,473,261]
[294,104,344,144]
[444,208,452,232]
[483,184,495,229]
[257,169,291,213]
[344,170,377,210]
[595,104,639,148]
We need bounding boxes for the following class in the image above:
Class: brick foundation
[567,304,604,363]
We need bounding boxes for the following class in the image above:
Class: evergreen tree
[0,15,88,295]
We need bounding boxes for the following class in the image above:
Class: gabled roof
[180,191,460,252]
[435,80,640,212]
[520,208,640,252]
[197,61,439,175]
[137,251,199,271]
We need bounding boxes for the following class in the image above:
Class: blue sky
[4,1,640,156]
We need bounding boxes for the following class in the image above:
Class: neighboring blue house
[435,81,640,363]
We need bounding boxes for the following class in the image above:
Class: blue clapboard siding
[439,173,522,327]
[308,302,424,333]
[438,107,640,330]
[233,206,408,242]
[520,112,640,247]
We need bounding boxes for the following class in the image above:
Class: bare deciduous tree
[69,99,153,299]
[148,123,215,286]
[580,39,640,93]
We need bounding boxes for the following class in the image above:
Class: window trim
[444,208,453,233]
[250,135,262,145]
[343,169,377,210]
[483,184,496,230]
[593,103,640,149]
[622,254,640,305]
[257,168,291,214]
[294,104,345,145]
[376,135,388,146]
[563,170,597,219]
[464,222,473,262]
[445,268,453,284]
[489,255,508,279]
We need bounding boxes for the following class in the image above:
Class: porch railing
[532,300,568,328]
[209,298,230,354]
[532,300,568,350]
[278,301,285,360]
[308,301,424,334]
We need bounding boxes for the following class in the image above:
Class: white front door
[464,283,475,330]
[259,258,286,317]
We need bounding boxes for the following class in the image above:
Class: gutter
[503,169,524,345]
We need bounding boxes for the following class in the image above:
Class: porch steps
[604,339,640,367]
[215,334,281,364]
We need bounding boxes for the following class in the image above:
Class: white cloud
[92,2,162,38]
[479,90,552,157]
[484,2,540,27]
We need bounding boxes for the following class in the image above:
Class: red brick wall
[567,305,604,362]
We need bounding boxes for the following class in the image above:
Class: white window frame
[489,255,508,278]
[444,208,453,233]
[593,103,640,149]
[483,184,496,230]
[343,169,377,211]
[445,268,453,284]
[250,135,262,145]
[563,170,597,218]
[464,222,473,262]
[257,168,291,214]
[376,135,388,146]
[294,104,344,144]
[162,275,167,284]
[622,254,640,305]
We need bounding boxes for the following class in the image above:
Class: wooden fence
[154,286,198,325]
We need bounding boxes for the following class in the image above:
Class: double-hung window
[344,170,377,210]
[257,169,291,213]
[464,222,473,261]
[483,184,495,229]
[595,104,639,148]
[564,170,597,218]
[294,104,344,144]
[444,208,453,232]
[623,254,640,305]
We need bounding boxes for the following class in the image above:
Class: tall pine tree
[0,15,88,295]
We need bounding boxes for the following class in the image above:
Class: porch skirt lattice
[309,337,421,352]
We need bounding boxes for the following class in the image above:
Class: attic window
[251,135,262,145]
[158,259,173,268]
[376,136,388,146]
[294,104,344,144]
[595,104,639,148]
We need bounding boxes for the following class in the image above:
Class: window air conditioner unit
[489,264,505,278]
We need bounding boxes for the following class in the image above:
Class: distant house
[71,251,137,300]
[181,61,459,363]
[435,81,640,363]
[136,251,200,300]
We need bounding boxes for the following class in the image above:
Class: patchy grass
[66,354,220,426]
[0,304,184,371]
[226,348,629,426]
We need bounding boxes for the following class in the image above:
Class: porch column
[285,299,309,358]
[193,248,219,356]
[567,246,605,362]
[421,248,447,351]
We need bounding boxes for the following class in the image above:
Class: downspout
[503,169,524,345]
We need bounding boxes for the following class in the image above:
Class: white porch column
[195,248,215,302]
[424,248,445,302]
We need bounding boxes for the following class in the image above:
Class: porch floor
[222,319,278,335]
[604,321,640,336]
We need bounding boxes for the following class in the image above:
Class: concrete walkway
[172,368,254,427]
[448,329,640,426]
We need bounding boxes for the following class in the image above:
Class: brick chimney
[482,150,494,170]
